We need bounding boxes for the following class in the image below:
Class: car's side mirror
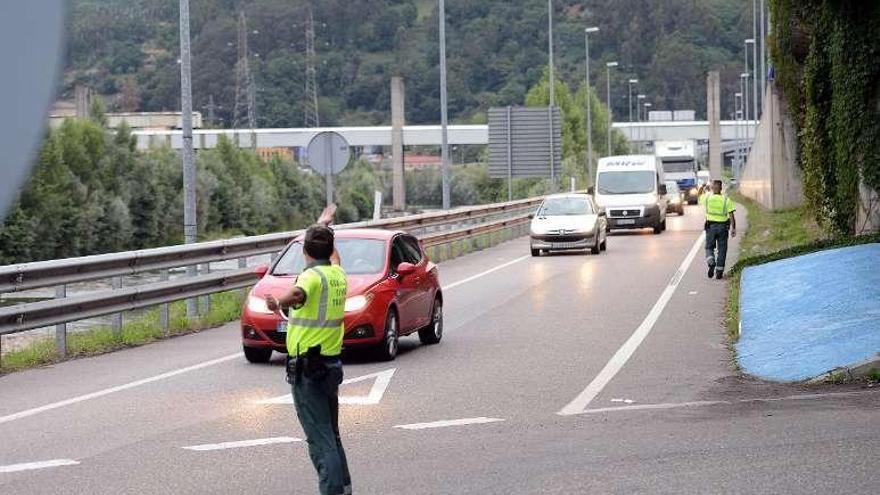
[587,186,595,195]
[598,210,606,217]
[396,262,417,277]
[658,184,668,196]
[253,264,269,278]
[528,213,535,220]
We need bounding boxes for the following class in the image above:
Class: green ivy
[769,0,880,234]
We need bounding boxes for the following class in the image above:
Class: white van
[592,155,668,234]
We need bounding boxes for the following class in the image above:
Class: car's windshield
[597,171,656,195]
[661,159,695,174]
[538,197,593,216]
[272,238,386,276]
[665,181,681,194]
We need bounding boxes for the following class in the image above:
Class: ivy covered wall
[769,0,880,235]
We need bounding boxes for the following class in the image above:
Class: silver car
[529,194,608,256]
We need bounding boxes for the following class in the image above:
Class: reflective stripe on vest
[292,267,339,330]
[286,265,346,357]
[704,194,729,222]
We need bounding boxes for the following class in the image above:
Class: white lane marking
[610,399,635,404]
[575,390,879,415]
[182,436,301,451]
[0,353,242,425]
[583,401,724,414]
[0,248,528,425]
[256,368,396,406]
[441,256,530,291]
[688,291,698,295]
[0,459,80,474]
[394,417,505,430]
[558,232,706,416]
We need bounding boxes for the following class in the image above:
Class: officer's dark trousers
[705,222,730,273]
[293,363,352,495]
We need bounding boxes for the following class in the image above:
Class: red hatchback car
[241,229,443,362]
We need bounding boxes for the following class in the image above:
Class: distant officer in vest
[700,180,737,279]
[266,205,352,495]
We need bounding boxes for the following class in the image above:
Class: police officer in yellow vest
[266,209,351,495]
[700,180,737,279]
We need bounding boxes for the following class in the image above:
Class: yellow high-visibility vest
[700,193,735,223]
[286,264,347,357]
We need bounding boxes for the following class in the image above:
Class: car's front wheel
[243,345,273,363]
[418,297,443,345]
[376,308,399,361]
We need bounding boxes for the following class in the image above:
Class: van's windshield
[597,171,656,194]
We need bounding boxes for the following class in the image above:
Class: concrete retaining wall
[739,85,803,210]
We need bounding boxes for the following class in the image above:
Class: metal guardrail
[0,196,544,339]
[0,196,541,294]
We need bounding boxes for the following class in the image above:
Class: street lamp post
[760,0,767,116]
[548,0,555,107]
[752,0,759,120]
[178,0,198,317]
[628,79,638,123]
[734,92,742,179]
[636,94,646,146]
[745,38,756,128]
[643,102,652,150]
[606,61,618,154]
[584,27,599,185]
[439,0,451,209]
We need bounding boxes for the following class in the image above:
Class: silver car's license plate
[617,219,636,225]
[276,321,287,333]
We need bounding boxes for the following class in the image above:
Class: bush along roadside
[0,291,243,375]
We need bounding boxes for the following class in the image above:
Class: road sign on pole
[306,131,351,206]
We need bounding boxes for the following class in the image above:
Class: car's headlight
[345,295,370,312]
[247,295,274,314]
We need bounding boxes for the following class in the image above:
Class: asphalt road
[1,205,877,494]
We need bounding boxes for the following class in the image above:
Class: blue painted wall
[736,244,880,381]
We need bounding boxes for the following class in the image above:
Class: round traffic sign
[306,131,350,176]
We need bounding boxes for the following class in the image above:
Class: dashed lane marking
[182,436,301,452]
[441,256,530,291]
[0,353,242,425]
[0,459,79,474]
[558,233,706,416]
[394,417,505,430]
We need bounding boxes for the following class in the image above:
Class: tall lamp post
[643,102,652,150]
[745,38,756,129]
[548,0,555,107]
[584,27,599,184]
[178,0,198,317]
[605,61,618,154]
[627,78,638,123]
[439,0,451,209]
[636,94,646,146]
[752,0,759,120]
[734,92,742,179]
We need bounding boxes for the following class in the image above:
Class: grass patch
[0,291,243,374]
[725,193,880,345]
[867,368,880,384]
[732,192,824,258]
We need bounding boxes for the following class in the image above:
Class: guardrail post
[238,257,248,300]
[201,264,211,315]
[55,285,68,357]
[159,270,170,331]
[112,277,123,334]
